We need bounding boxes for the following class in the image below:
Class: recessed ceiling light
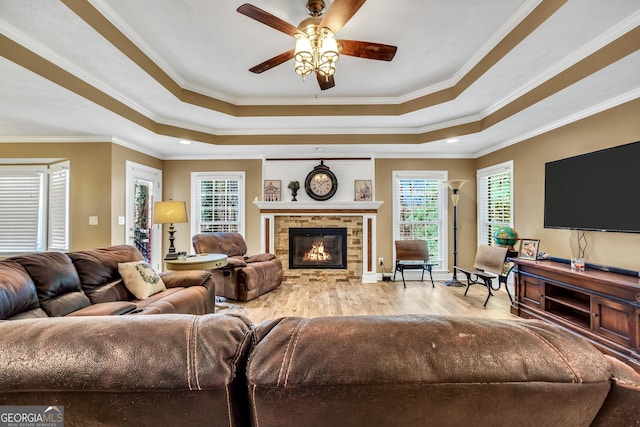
[446,138,459,143]
[179,140,192,145]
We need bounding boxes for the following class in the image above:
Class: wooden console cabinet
[510,258,640,371]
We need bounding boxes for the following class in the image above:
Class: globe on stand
[493,226,518,251]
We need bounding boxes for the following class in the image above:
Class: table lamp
[153,200,188,260]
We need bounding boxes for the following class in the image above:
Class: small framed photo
[354,180,372,201]
[519,239,540,260]
[264,180,281,202]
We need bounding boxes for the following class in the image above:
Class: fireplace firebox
[289,228,347,269]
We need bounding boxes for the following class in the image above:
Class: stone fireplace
[253,201,382,283]
[289,227,348,269]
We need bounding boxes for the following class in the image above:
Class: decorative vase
[291,188,298,201]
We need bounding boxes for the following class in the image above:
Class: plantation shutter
[477,161,513,245]
[393,172,446,269]
[0,167,46,252]
[192,173,244,235]
[48,161,70,251]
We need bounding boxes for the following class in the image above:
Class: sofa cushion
[82,278,133,305]
[0,260,41,320]
[68,245,143,292]
[135,287,210,315]
[67,301,138,316]
[0,313,255,426]
[248,315,613,427]
[9,252,90,316]
[118,261,166,300]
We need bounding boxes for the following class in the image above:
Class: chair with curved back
[456,244,510,306]
[392,240,436,288]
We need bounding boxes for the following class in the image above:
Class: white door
[126,161,162,271]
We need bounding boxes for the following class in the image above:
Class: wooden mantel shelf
[253,201,383,214]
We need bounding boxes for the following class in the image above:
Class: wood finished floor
[220,277,516,325]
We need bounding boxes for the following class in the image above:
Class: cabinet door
[519,274,543,308]
[592,297,635,347]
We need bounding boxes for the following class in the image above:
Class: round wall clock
[305,161,338,201]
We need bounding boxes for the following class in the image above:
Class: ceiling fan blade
[338,40,397,61]
[249,49,295,74]
[237,3,303,37]
[316,73,335,91]
[319,0,366,33]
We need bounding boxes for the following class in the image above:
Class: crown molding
[0,136,111,143]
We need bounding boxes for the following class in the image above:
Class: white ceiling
[0,0,638,159]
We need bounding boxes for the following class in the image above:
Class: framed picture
[354,180,372,201]
[519,239,540,260]
[263,180,281,202]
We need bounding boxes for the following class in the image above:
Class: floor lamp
[153,200,188,260]
[444,179,468,287]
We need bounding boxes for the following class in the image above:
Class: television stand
[510,258,640,371]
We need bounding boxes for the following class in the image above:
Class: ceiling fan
[237,0,398,90]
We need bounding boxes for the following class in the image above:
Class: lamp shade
[294,36,313,60]
[319,34,339,63]
[444,179,469,191]
[153,201,188,224]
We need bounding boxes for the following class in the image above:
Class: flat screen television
[544,140,640,233]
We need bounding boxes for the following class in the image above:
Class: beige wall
[0,142,163,251]
[478,98,640,270]
[3,98,639,274]
[0,142,113,250]
[375,158,477,274]
[162,159,263,255]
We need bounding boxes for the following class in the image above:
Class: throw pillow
[117,261,165,300]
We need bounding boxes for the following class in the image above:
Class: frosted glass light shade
[320,35,339,63]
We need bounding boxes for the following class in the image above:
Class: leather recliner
[193,232,283,301]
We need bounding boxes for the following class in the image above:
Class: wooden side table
[164,253,228,271]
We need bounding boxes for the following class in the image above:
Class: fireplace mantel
[253,201,383,213]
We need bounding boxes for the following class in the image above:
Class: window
[0,161,70,253]
[393,171,447,269]
[477,161,514,245]
[191,172,245,236]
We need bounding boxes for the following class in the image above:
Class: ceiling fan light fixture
[319,31,339,63]
[294,35,314,77]
[294,30,339,79]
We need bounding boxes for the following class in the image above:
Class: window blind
[192,173,244,235]
[393,172,446,269]
[0,167,45,252]
[48,162,70,251]
[477,161,513,245]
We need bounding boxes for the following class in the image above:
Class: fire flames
[303,241,332,262]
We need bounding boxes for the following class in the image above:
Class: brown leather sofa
[0,245,218,319]
[193,232,283,301]
[1,313,638,426]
